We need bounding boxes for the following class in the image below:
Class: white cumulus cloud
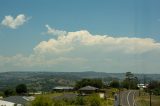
[1,28,160,73]
[45,24,67,36]
[34,30,160,55]
[1,14,29,29]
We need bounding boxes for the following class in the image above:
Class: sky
[0,0,160,73]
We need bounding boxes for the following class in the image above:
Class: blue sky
[0,0,160,73]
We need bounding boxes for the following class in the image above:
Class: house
[3,96,35,106]
[79,86,99,95]
[137,83,148,89]
[29,91,42,95]
[0,100,15,106]
[52,86,74,92]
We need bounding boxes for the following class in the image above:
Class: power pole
[118,80,121,106]
[149,81,152,106]
[143,74,146,85]
[150,90,152,106]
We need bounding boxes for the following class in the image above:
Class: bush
[75,96,87,105]
[152,88,160,95]
[75,79,104,89]
[31,96,53,106]
[53,100,67,106]
[4,88,15,97]
[110,80,119,88]
[16,84,27,95]
[146,80,160,95]
[86,94,102,106]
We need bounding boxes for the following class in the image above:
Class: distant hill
[0,71,160,91]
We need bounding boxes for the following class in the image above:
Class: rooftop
[53,86,74,90]
[3,96,35,105]
[79,86,99,91]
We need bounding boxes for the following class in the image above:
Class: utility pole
[150,90,152,106]
[143,74,146,85]
[137,78,140,96]
[149,80,152,106]
[118,80,121,106]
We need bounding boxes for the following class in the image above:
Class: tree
[31,96,53,106]
[148,80,159,89]
[75,79,104,89]
[125,72,134,79]
[86,94,102,106]
[75,96,87,105]
[4,88,15,97]
[16,84,27,95]
[122,72,138,89]
[147,80,160,95]
[109,80,120,88]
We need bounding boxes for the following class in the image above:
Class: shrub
[86,94,102,106]
[31,96,53,106]
[4,88,15,97]
[16,84,27,95]
[53,100,67,106]
[75,96,87,105]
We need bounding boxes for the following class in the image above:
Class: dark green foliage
[53,100,66,106]
[75,94,102,106]
[110,80,120,88]
[86,94,102,106]
[75,96,87,105]
[16,84,27,95]
[147,80,160,95]
[125,72,134,79]
[31,96,53,106]
[122,72,138,89]
[148,80,160,89]
[31,93,109,106]
[0,91,4,97]
[4,88,15,97]
[152,88,160,95]
[75,78,104,89]
[122,79,129,89]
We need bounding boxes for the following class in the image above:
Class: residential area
[0,72,160,106]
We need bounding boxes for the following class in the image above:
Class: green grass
[34,92,63,98]
[31,92,114,106]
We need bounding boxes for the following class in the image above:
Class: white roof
[0,100,15,106]
[137,83,147,88]
[79,86,99,91]
[23,96,35,101]
[53,86,74,90]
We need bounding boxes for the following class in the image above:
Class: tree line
[3,84,27,97]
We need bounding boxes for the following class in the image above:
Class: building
[29,91,42,95]
[52,86,74,92]
[3,96,35,106]
[0,100,15,106]
[79,86,99,95]
[137,83,148,89]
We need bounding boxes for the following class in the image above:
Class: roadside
[135,92,160,106]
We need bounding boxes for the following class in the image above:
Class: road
[114,90,138,106]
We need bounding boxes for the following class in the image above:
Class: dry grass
[136,95,160,106]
